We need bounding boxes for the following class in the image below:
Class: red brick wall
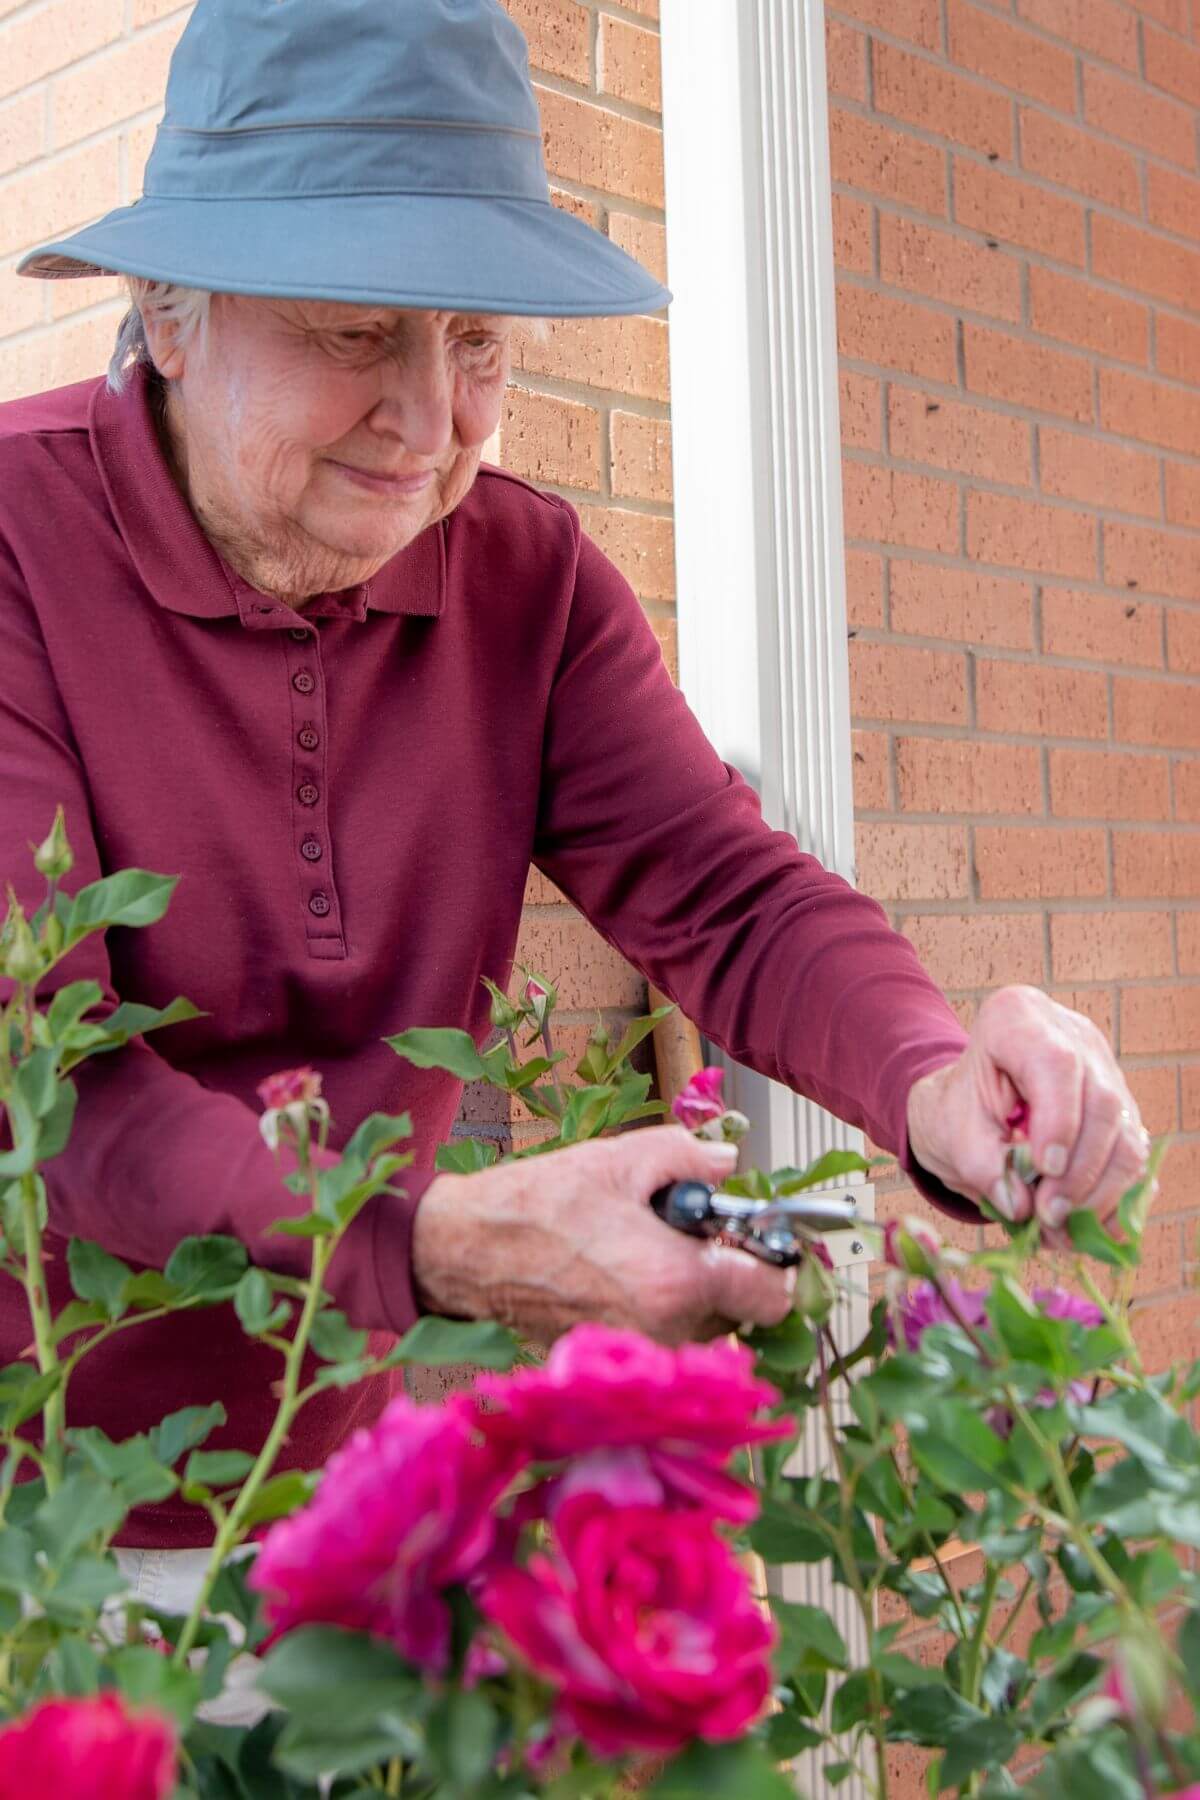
[829,3,1200,1784]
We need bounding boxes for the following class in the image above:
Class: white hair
[107,281,549,394]
[107,279,211,394]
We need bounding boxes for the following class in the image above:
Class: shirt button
[308,892,331,917]
[292,670,316,695]
[289,627,309,641]
[300,837,323,862]
[297,726,320,752]
[297,782,320,807]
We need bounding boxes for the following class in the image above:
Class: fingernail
[991,1178,1016,1220]
[1043,1144,1069,1178]
[783,1266,798,1298]
[1042,1194,1070,1229]
[706,1143,739,1166]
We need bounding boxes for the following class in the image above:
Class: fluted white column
[661,5,872,1795]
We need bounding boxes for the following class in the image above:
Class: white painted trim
[661,7,871,1794]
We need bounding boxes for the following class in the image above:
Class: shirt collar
[88,364,446,626]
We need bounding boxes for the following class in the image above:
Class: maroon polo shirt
[0,367,968,1545]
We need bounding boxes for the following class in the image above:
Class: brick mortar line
[37,11,182,95]
[837,185,1200,338]
[844,445,1200,535]
[827,0,1197,61]
[844,359,1200,468]
[859,35,1200,170]
[836,275,1200,395]
[856,717,1200,759]
[592,1,660,35]
[848,555,1200,610]
[852,628,1200,675]
[531,72,662,133]
[506,372,670,420]
[829,89,1200,213]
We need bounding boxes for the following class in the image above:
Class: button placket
[283,634,344,959]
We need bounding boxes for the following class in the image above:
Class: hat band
[144,118,549,203]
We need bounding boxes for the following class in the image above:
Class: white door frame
[660,7,872,1795]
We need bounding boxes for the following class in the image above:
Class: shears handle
[649,1180,721,1238]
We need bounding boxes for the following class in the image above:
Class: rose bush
[2,811,1200,1800]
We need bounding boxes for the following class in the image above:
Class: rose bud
[31,806,73,883]
[883,1217,943,1277]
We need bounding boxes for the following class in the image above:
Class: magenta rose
[890,1278,988,1353]
[670,1066,725,1130]
[1033,1286,1104,1330]
[471,1324,790,1522]
[0,1694,176,1799]
[249,1395,525,1670]
[481,1497,774,1756]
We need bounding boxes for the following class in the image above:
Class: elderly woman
[3,0,1146,1581]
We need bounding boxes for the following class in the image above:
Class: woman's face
[155,296,512,596]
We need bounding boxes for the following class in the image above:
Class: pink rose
[1033,1286,1105,1330]
[890,1279,988,1353]
[0,1694,175,1799]
[670,1066,725,1130]
[481,1498,774,1756]
[471,1324,790,1523]
[256,1066,323,1111]
[249,1395,525,1671]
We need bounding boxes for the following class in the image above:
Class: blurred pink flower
[1034,1286,1105,1330]
[0,1694,175,1799]
[883,1218,942,1274]
[471,1324,790,1523]
[481,1497,774,1756]
[249,1395,525,1671]
[256,1066,323,1111]
[890,1279,988,1353]
[671,1066,726,1130]
[1101,1659,1136,1719]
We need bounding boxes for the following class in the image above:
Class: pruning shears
[650,1182,858,1268]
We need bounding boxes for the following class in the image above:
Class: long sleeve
[533,526,970,1190]
[0,551,427,1334]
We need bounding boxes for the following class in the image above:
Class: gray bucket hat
[18,0,670,317]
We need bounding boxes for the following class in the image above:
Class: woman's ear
[141,311,189,381]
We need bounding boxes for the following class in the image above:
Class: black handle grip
[650,1180,717,1237]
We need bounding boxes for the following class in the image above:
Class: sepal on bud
[31,805,73,883]
[1,892,42,986]
[883,1217,943,1277]
[794,1244,837,1324]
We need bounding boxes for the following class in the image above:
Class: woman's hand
[906,985,1151,1245]
[410,1125,796,1346]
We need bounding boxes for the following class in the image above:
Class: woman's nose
[370,351,454,457]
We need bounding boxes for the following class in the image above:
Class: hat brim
[17,192,669,317]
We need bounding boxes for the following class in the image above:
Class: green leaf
[259,1624,421,1720]
[234,1268,282,1337]
[1178,1610,1200,1700]
[36,1076,77,1162]
[425,1689,498,1789]
[266,1212,333,1238]
[185,1449,256,1489]
[765,1713,824,1759]
[1030,1651,1103,1731]
[650,1740,797,1799]
[601,1004,674,1077]
[772,1600,848,1676]
[46,980,104,1041]
[773,1149,874,1195]
[909,1400,1008,1493]
[62,871,179,944]
[163,1234,248,1300]
[42,1552,127,1623]
[557,1083,614,1143]
[208,1558,268,1648]
[308,1308,368,1364]
[831,1669,873,1733]
[887,1687,985,1746]
[240,1470,316,1529]
[744,1312,817,1374]
[988,1280,1070,1373]
[981,1647,1030,1713]
[32,1470,125,1568]
[109,1642,201,1729]
[0,1362,63,1432]
[1066,1208,1135,1269]
[67,1427,177,1507]
[435,1138,500,1174]
[50,1299,109,1344]
[67,1237,135,1319]
[0,1527,39,1595]
[150,1402,226,1470]
[340,1110,413,1169]
[749,1499,831,1564]
[15,1046,61,1119]
[384,1026,487,1081]
[939,1719,1023,1791]
[387,1315,521,1370]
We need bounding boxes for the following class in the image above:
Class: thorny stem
[19,1172,62,1491]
